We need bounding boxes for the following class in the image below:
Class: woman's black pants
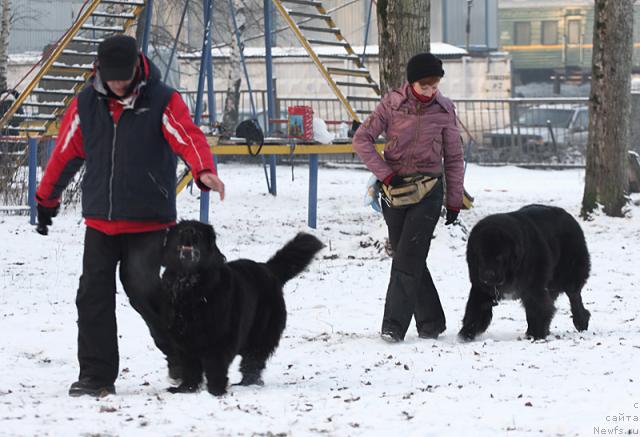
[381,182,445,339]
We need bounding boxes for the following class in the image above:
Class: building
[7,0,85,54]
[498,0,640,87]
[5,0,510,112]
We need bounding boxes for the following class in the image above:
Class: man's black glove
[36,204,59,235]
[444,208,459,225]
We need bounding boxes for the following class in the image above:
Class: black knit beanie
[406,52,445,83]
[98,35,139,81]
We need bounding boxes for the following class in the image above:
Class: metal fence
[299,96,594,164]
[0,138,56,211]
[455,98,591,164]
[181,90,271,133]
[0,139,30,209]
[5,94,640,209]
[191,93,593,164]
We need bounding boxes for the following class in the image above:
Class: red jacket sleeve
[162,92,216,190]
[35,98,85,207]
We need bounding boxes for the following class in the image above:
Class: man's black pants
[76,227,174,385]
[381,181,445,339]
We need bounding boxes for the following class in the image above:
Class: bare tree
[0,0,10,91]
[377,0,430,94]
[581,0,634,218]
[221,0,245,135]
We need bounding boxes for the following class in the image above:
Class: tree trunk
[376,0,430,94]
[0,0,10,92]
[581,0,634,218]
[221,0,245,135]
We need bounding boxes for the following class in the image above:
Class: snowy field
[0,163,639,437]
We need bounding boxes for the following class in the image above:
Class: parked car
[482,105,589,163]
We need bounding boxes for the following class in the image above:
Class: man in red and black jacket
[35,35,224,397]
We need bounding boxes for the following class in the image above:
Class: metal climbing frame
[0,0,146,137]
[270,0,381,122]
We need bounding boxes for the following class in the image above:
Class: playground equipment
[1,0,467,228]
[0,0,147,136]
[271,0,380,121]
[0,0,380,136]
[0,0,381,227]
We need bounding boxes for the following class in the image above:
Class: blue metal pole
[269,155,276,195]
[207,17,216,126]
[264,0,277,195]
[194,0,212,129]
[28,137,38,225]
[229,0,270,196]
[163,0,190,82]
[195,0,214,224]
[47,139,55,163]
[202,0,217,223]
[264,0,275,127]
[141,0,154,56]
[361,0,373,65]
[308,154,318,229]
[206,1,216,125]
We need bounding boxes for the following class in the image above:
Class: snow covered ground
[0,163,638,436]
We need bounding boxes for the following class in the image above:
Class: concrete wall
[178,53,512,102]
[6,54,40,93]
[8,0,85,54]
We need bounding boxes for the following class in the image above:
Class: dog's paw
[235,376,264,387]
[167,383,199,394]
[458,327,477,342]
[207,385,227,396]
[525,329,549,341]
[572,309,590,332]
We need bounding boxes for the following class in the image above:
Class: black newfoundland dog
[459,204,591,341]
[162,220,323,395]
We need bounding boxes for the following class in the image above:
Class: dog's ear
[205,224,216,250]
[204,224,226,267]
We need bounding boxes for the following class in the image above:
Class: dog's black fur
[459,204,591,341]
[161,220,323,395]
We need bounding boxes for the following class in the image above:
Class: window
[568,20,581,44]
[573,110,589,131]
[518,108,574,128]
[513,22,531,45]
[541,21,558,45]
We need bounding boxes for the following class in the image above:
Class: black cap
[406,52,445,83]
[97,35,139,81]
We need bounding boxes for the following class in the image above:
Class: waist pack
[381,174,440,208]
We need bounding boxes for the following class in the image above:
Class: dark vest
[77,72,176,221]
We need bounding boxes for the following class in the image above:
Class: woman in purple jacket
[353,52,465,342]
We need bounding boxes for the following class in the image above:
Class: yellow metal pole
[175,140,385,195]
[0,0,105,130]
[271,0,360,122]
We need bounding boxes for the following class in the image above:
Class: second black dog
[459,204,591,341]
[162,220,323,395]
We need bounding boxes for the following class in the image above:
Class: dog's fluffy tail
[266,233,324,284]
